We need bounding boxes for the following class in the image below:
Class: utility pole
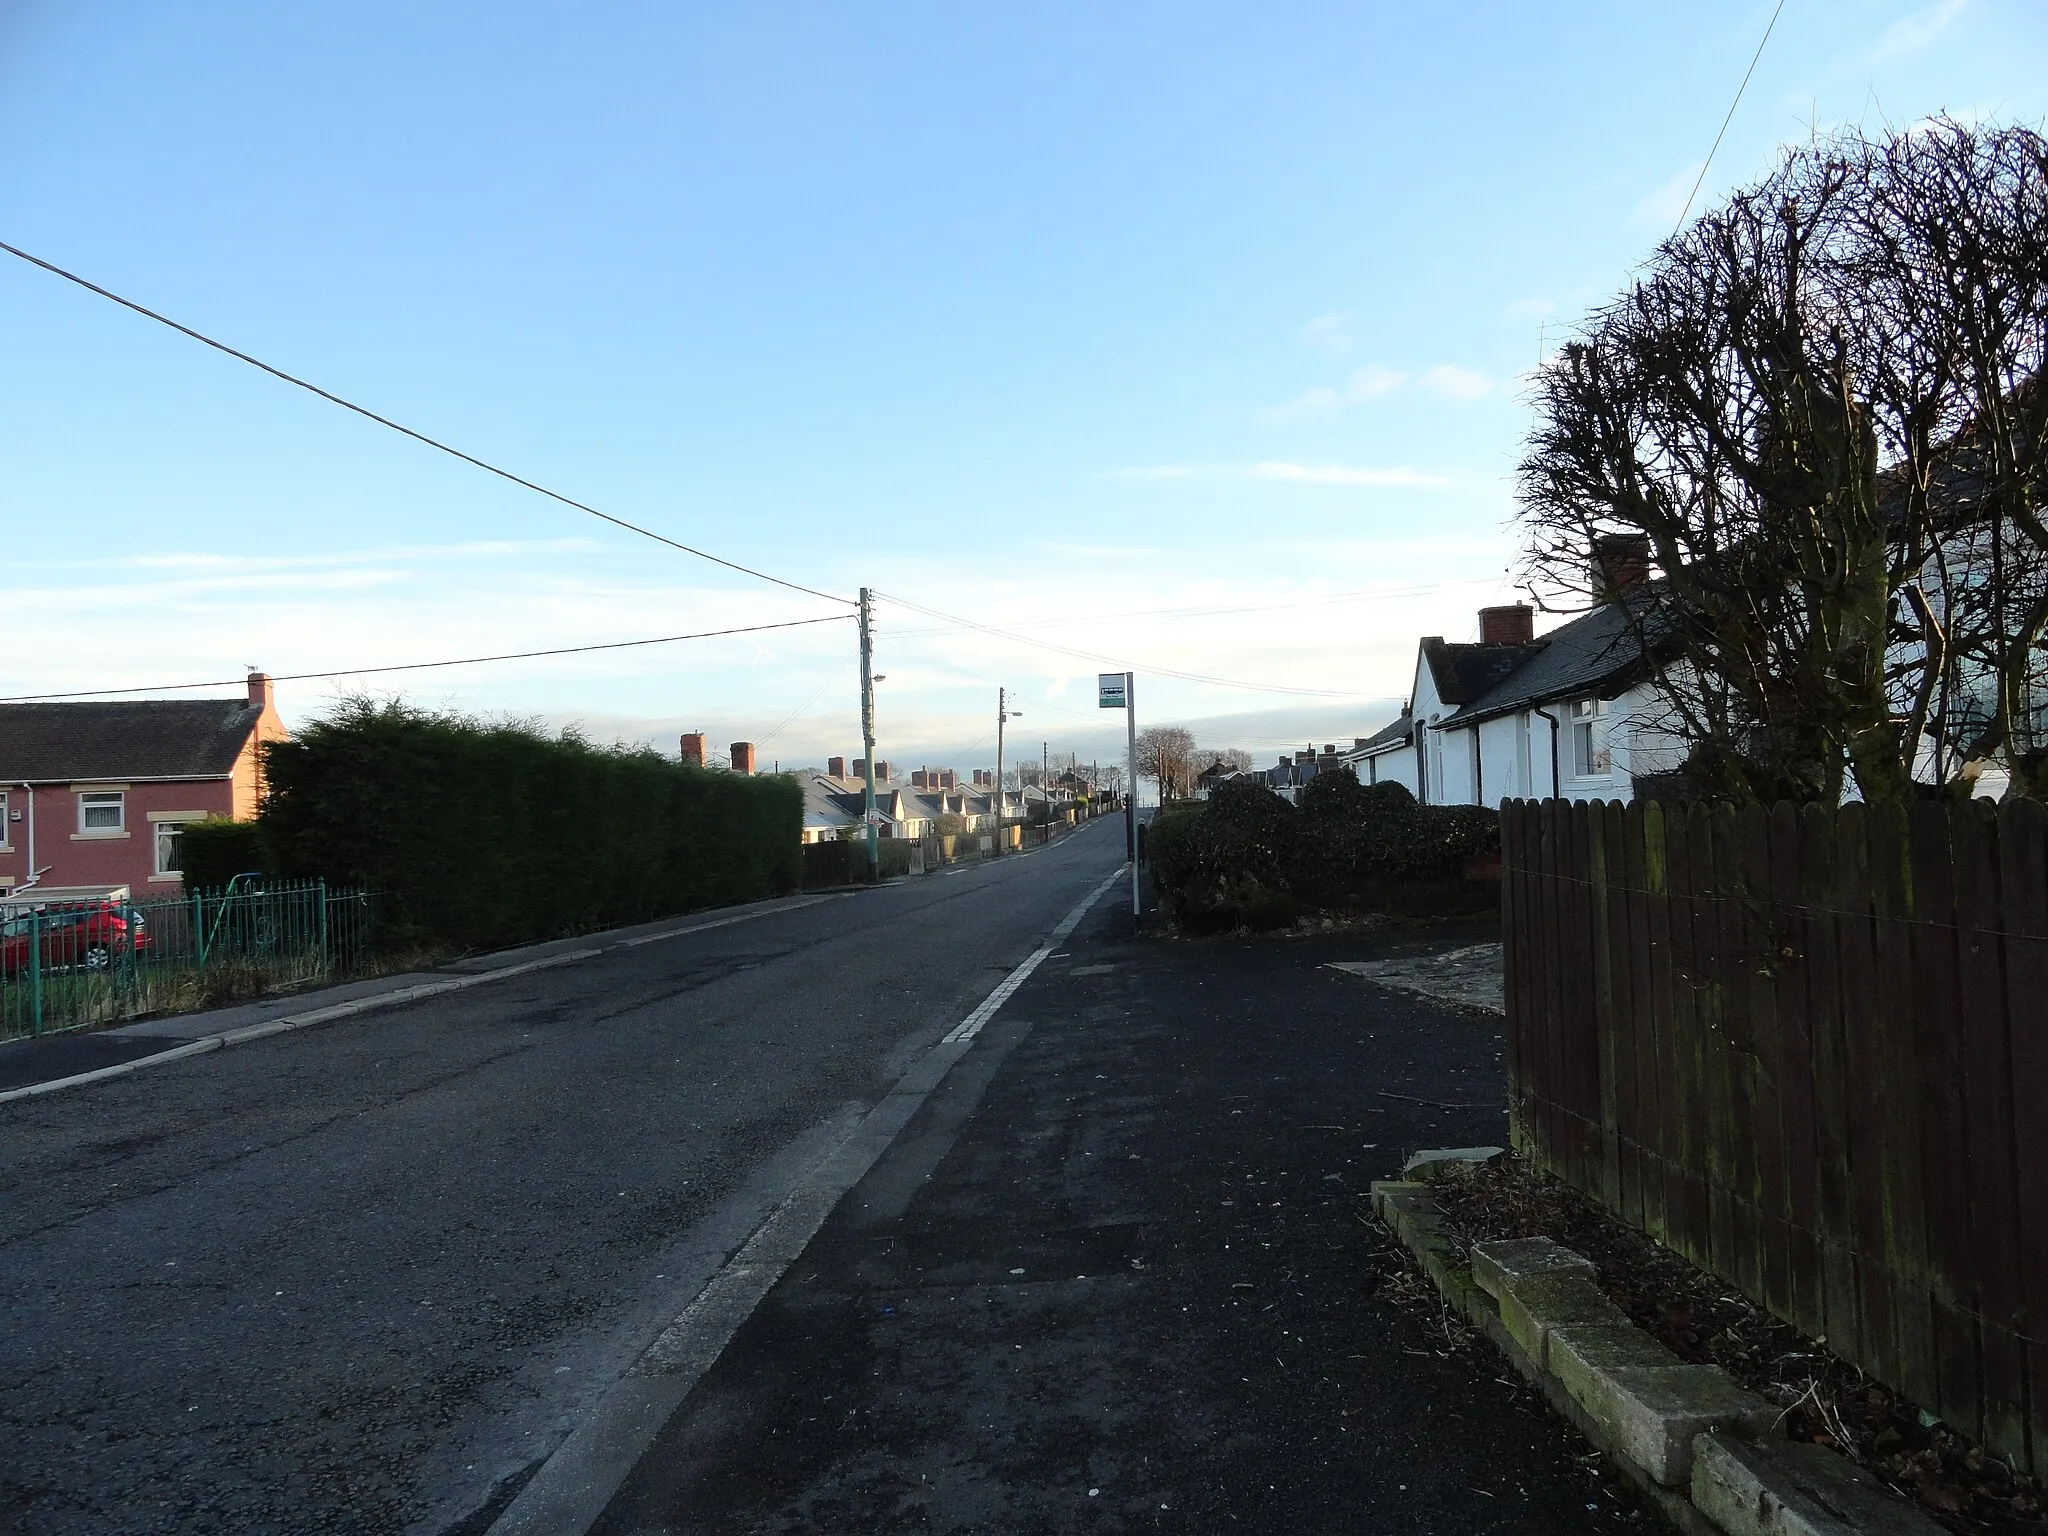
[859,587,879,882]
[1043,740,1049,844]
[995,687,1020,855]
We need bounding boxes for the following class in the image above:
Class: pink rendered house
[0,673,288,896]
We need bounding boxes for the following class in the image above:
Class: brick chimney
[247,671,273,711]
[1479,604,1535,645]
[730,741,756,775]
[911,769,928,788]
[1593,534,1652,599]
[680,732,706,768]
[873,760,891,783]
[827,755,846,779]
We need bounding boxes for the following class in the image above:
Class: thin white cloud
[1418,364,1493,401]
[1262,364,1407,421]
[1252,462,1458,488]
[1868,0,1965,61]
[1300,311,1355,354]
[1633,160,1705,229]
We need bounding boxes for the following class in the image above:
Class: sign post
[1100,671,1140,917]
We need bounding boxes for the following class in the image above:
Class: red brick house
[0,673,287,895]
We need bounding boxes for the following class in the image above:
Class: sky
[3,0,2043,777]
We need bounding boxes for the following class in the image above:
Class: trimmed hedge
[250,700,801,951]
[1149,775,1499,933]
[177,818,271,891]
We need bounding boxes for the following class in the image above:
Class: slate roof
[1420,637,1549,705]
[1348,710,1416,758]
[0,699,266,783]
[1438,593,1667,728]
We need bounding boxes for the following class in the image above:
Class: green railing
[0,880,375,1041]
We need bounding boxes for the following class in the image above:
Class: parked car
[0,901,152,974]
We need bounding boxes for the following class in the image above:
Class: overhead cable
[1672,0,1788,233]
[0,240,854,607]
[0,615,853,702]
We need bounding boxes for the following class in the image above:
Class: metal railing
[0,879,375,1040]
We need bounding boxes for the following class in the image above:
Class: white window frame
[1569,699,1613,779]
[0,790,9,850]
[154,819,188,877]
[78,790,125,835]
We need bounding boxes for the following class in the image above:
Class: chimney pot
[247,671,273,711]
[827,755,845,779]
[730,741,756,775]
[680,732,707,768]
[874,760,891,783]
[1479,604,1536,645]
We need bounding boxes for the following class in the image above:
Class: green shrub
[254,699,801,951]
[177,818,271,891]
[1151,774,1498,932]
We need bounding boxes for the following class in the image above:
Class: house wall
[1408,656,1452,805]
[1363,744,1420,794]
[0,778,235,895]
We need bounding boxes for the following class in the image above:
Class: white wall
[1364,743,1419,794]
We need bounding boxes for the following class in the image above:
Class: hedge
[247,699,802,951]
[177,818,272,891]
[1149,775,1499,933]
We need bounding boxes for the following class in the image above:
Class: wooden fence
[1501,796,2048,1473]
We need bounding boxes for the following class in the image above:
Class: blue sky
[3,0,2042,773]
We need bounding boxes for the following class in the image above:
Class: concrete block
[1403,1145,1505,1178]
[1494,1272,1630,1365]
[1547,1322,1685,1401]
[1566,1363,1775,1487]
[1691,1431,1947,1536]
[1470,1236,1597,1301]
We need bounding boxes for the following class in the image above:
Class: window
[0,791,8,847]
[1570,700,1612,777]
[79,791,124,834]
[154,821,186,876]
[1515,715,1534,796]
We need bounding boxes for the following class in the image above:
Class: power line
[0,241,854,608]
[1673,0,1788,234]
[875,590,1375,700]
[0,615,853,702]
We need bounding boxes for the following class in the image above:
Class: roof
[1437,594,1665,728]
[1420,637,1548,706]
[1347,710,1416,759]
[0,699,267,783]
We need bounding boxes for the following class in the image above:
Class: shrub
[177,818,271,891]
[1150,776,1498,931]
[254,699,802,951]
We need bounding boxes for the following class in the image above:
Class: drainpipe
[17,783,37,893]
[1530,708,1562,800]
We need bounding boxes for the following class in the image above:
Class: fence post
[192,890,207,968]
[318,879,330,972]
[28,910,43,1037]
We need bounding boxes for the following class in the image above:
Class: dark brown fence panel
[1502,796,2047,1474]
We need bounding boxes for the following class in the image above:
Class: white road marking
[941,865,1125,1046]
[484,860,1130,1536]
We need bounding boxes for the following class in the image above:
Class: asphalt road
[0,821,1129,1536]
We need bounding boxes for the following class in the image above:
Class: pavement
[584,910,1641,1536]
[0,825,1642,1534]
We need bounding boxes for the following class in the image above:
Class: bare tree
[1135,726,1198,801]
[1201,746,1256,774]
[1519,119,2048,802]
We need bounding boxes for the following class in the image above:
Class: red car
[0,902,152,974]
